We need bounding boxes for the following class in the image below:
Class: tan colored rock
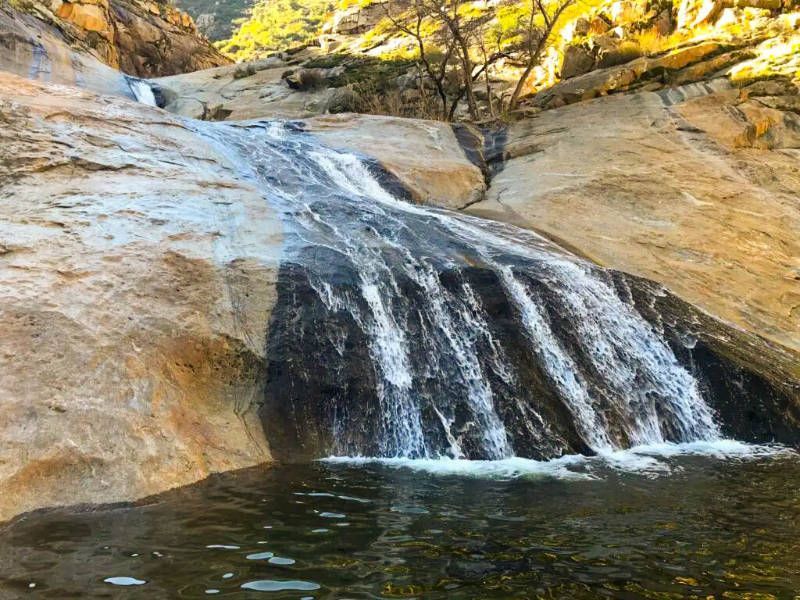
[677,88,800,149]
[468,81,800,357]
[654,9,673,35]
[609,0,647,24]
[304,113,486,209]
[0,5,132,97]
[656,41,722,69]
[156,51,340,120]
[0,72,283,523]
[561,44,596,79]
[156,63,485,208]
[571,16,591,36]
[2,0,228,78]
[533,41,726,108]
[589,15,611,34]
[55,0,113,39]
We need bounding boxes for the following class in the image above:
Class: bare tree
[382,0,486,120]
[507,0,573,110]
[382,0,456,119]
[381,0,573,120]
[427,0,480,119]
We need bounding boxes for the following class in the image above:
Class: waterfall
[126,77,157,107]
[196,120,721,460]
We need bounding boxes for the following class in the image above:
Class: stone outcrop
[303,113,486,209]
[677,0,784,30]
[327,0,388,35]
[0,72,282,523]
[155,61,486,210]
[539,40,749,109]
[0,6,134,98]
[154,51,339,120]
[468,79,800,365]
[111,0,229,76]
[2,0,229,78]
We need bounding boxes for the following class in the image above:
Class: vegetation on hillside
[211,0,799,123]
[376,0,573,120]
[216,0,335,61]
[172,0,252,41]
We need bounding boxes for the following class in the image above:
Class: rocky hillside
[216,0,334,61]
[198,0,798,124]
[156,0,800,122]
[4,0,230,76]
[172,0,250,41]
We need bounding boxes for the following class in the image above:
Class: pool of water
[1,445,799,598]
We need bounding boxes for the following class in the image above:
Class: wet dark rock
[618,273,800,445]
[263,254,800,461]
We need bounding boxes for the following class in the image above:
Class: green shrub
[217,0,335,61]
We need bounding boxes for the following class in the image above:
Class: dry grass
[348,80,446,119]
[631,29,693,55]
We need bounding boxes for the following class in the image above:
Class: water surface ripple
[1,449,799,598]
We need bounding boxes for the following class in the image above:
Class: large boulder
[0,72,281,522]
[303,113,487,209]
[468,80,800,360]
[561,44,596,79]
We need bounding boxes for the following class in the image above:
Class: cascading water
[126,77,157,107]
[195,120,721,461]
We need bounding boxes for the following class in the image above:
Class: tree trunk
[456,38,478,120]
[508,61,536,110]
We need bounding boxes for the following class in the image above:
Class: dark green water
[1,449,799,599]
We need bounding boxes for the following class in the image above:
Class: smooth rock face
[1,0,228,78]
[110,0,229,77]
[210,119,798,464]
[469,80,800,359]
[156,64,487,210]
[0,6,135,98]
[0,72,281,523]
[155,53,338,121]
[302,113,486,209]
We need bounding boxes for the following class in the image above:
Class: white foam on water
[323,454,597,481]
[323,441,795,480]
[104,577,147,586]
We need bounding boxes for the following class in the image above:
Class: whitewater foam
[323,440,795,480]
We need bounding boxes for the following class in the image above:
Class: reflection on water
[1,450,800,598]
